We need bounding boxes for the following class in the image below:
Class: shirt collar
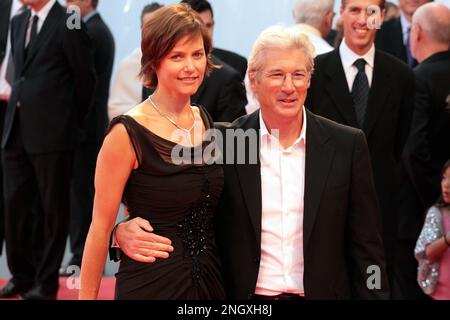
[339,38,375,70]
[31,0,56,22]
[259,107,307,150]
[83,10,98,23]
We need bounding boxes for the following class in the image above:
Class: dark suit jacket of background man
[67,10,115,268]
[375,17,417,67]
[305,49,414,266]
[2,3,96,152]
[0,0,13,256]
[214,109,390,299]
[82,12,115,145]
[212,47,247,81]
[403,50,450,214]
[143,55,247,122]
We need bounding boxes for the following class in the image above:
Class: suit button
[16,101,21,108]
[248,293,253,299]
[253,257,259,263]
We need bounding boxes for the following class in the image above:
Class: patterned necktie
[351,58,369,129]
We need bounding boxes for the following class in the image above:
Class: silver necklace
[148,95,197,134]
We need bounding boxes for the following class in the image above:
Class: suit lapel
[234,112,262,244]
[363,51,392,137]
[323,50,358,127]
[23,1,60,71]
[303,110,335,251]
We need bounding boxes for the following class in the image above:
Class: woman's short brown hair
[139,3,215,88]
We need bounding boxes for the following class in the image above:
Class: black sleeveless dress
[110,107,225,300]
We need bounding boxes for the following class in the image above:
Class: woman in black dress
[79,4,225,299]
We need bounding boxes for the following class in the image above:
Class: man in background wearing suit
[60,0,114,275]
[397,3,450,299]
[375,0,431,67]
[0,0,14,258]
[305,0,415,298]
[0,0,96,300]
[113,25,389,300]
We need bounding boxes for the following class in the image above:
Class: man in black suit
[398,3,450,299]
[305,0,415,298]
[181,0,247,80]
[0,0,95,300]
[113,25,389,300]
[61,0,115,274]
[375,0,431,67]
[0,0,13,257]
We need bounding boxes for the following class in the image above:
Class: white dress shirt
[25,0,56,47]
[0,0,25,101]
[255,108,307,296]
[107,48,143,120]
[339,39,375,91]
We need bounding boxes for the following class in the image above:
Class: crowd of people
[0,0,449,300]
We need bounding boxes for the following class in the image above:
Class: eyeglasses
[264,71,309,87]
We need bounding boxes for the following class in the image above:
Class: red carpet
[0,277,115,300]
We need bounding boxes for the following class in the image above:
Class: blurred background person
[107,2,161,121]
[376,0,433,67]
[292,0,335,54]
[415,160,450,300]
[0,0,95,300]
[60,0,115,276]
[0,0,16,259]
[397,3,450,299]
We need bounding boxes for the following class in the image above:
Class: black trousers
[2,113,73,291]
[69,142,100,265]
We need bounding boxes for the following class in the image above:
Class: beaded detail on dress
[177,176,213,284]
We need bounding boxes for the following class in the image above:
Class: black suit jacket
[375,17,417,67]
[1,2,96,153]
[0,0,12,256]
[83,12,115,144]
[403,50,450,211]
[0,0,13,65]
[214,109,389,299]
[305,48,415,242]
[143,55,247,122]
[212,47,247,81]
